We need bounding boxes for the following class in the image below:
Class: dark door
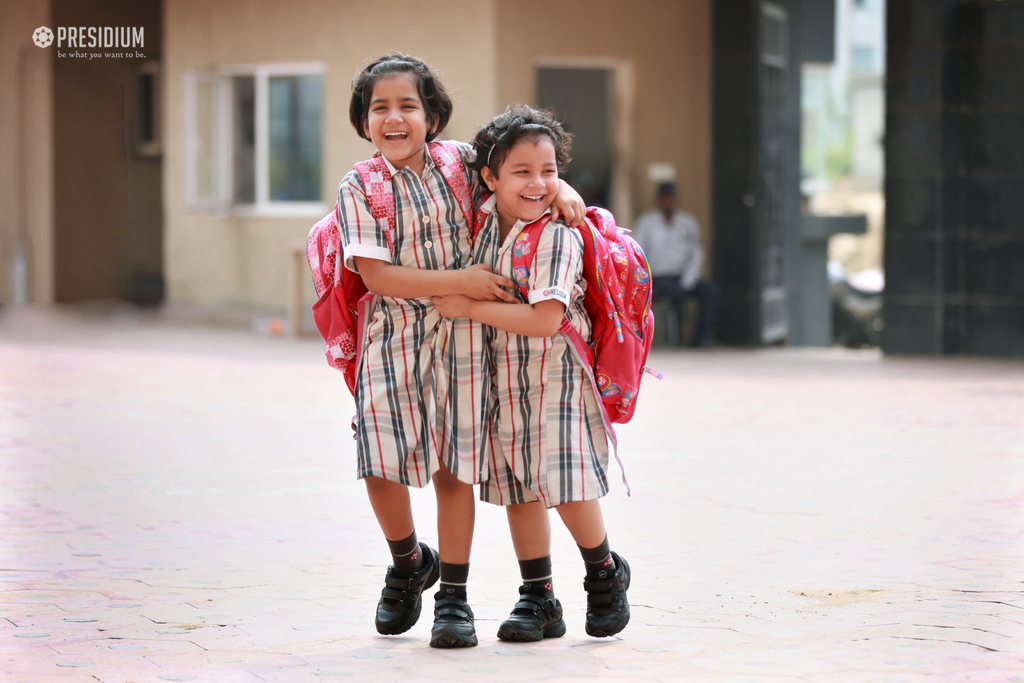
[536,67,613,209]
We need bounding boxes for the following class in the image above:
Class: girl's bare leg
[431,462,475,563]
[363,475,414,541]
[505,501,551,560]
[553,500,606,548]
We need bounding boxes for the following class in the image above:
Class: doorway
[537,67,612,209]
[535,61,633,221]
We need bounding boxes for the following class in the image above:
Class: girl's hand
[551,179,586,227]
[432,294,473,319]
[460,264,518,302]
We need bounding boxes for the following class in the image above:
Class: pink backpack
[306,141,473,393]
[505,206,658,424]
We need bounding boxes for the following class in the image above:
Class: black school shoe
[583,551,631,637]
[374,543,440,635]
[429,586,477,648]
[496,582,566,642]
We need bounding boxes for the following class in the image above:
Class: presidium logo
[32,25,146,58]
[33,27,53,48]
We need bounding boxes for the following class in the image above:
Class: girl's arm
[339,168,515,302]
[551,180,585,226]
[356,258,518,302]
[431,295,564,338]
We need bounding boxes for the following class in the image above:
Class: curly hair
[349,53,453,143]
[468,104,573,180]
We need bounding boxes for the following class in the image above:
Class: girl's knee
[432,464,470,495]
[507,501,547,519]
[364,475,404,497]
[363,475,387,490]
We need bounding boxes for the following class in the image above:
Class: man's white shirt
[632,209,704,289]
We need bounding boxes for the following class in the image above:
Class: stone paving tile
[2,308,1023,681]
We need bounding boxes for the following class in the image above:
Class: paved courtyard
[1,305,1023,682]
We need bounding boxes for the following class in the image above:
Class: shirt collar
[479,193,553,228]
[379,148,434,179]
[517,206,553,230]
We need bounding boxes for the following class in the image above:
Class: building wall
[495,0,712,257]
[163,0,497,310]
[0,0,54,305]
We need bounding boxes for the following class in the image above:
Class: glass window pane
[853,46,874,73]
[232,76,256,203]
[269,74,322,202]
[194,79,221,202]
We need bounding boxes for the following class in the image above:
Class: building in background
[2,0,1021,357]
[0,0,711,323]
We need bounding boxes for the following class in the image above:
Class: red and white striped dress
[338,143,491,487]
[472,197,611,508]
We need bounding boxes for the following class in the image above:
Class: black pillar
[712,0,803,346]
[885,0,1024,356]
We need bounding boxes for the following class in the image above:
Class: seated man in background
[633,183,717,347]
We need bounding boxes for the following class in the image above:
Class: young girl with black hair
[433,105,631,641]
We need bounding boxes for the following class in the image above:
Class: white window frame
[184,62,326,216]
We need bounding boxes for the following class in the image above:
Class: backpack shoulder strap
[472,191,491,237]
[351,155,395,251]
[428,141,477,241]
[509,214,552,302]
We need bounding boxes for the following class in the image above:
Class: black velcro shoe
[374,543,439,635]
[583,551,630,637]
[496,582,566,642]
[429,586,477,648]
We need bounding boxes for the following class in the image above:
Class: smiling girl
[434,106,631,641]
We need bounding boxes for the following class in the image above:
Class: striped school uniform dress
[472,197,611,508]
[338,143,492,487]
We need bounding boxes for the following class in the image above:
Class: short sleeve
[337,170,391,272]
[527,222,582,307]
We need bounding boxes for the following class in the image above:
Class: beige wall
[496,0,713,261]
[0,0,54,305]
[164,0,498,310]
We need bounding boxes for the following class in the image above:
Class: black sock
[439,561,469,598]
[387,531,424,577]
[518,555,554,598]
[578,535,616,580]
